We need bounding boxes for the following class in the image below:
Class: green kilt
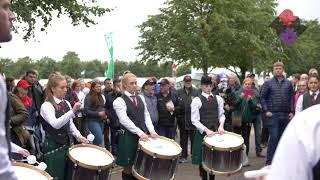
[117,129,139,167]
[43,138,70,180]
[192,131,205,165]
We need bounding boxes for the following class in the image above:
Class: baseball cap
[183,75,192,82]
[158,78,170,85]
[16,80,30,90]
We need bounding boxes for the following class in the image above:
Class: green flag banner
[104,33,114,79]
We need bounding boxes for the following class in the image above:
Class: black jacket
[177,87,199,130]
[157,91,179,127]
[105,91,122,128]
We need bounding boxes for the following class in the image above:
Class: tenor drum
[67,144,114,180]
[12,162,52,180]
[132,136,182,180]
[202,132,244,175]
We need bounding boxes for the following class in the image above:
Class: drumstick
[244,169,269,179]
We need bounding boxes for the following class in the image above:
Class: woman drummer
[191,75,225,180]
[40,73,88,180]
[113,72,158,180]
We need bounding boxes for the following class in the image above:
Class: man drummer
[113,72,158,180]
[191,75,225,180]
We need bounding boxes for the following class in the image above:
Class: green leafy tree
[11,56,34,78]
[0,58,15,77]
[60,51,82,78]
[35,57,59,79]
[177,63,191,77]
[12,0,111,40]
[137,0,281,78]
[83,59,106,78]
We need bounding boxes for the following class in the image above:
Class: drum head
[139,136,181,158]
[12,162,52,180]
[68,144,114,170]
[204,132,244,150]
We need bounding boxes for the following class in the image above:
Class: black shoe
[256,152,266,157]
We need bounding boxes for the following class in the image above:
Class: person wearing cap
[191,75,225,180]
[113,72,158,179]
[140,78,159,132]
[177,75,198,163]
[157,78,179,139]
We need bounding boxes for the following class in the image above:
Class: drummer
[40,72,88,180]
[113,72,158,180]
[191,75,225,180]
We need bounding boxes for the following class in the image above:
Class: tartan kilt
[43,138,70,180]
[192,131,205,165]
[117,129,139,167]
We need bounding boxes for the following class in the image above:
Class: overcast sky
[0,0,319,62]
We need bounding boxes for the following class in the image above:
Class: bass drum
[67,144,114,180]
[12,162,52,180]
[202,132,244,176]
[132,136,182,180]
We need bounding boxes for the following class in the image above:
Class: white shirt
[113,91,155,136]
[191,92,225,134]
[0,77,18,180]
[11,142,22,153]
[40,97,81,139]
[267,104,320,180]
[295,90,319,113]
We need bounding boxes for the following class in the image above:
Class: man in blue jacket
[260,62,294,165]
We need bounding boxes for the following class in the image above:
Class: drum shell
[202,144,242,175]
[132,136,181,180]
[132,148,178,180]
[66,160,111,180]
[67,144,114,180]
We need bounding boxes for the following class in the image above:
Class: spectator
[83,81,106,146]
[261,62,294,165]
[300,73,309,82]
[102,78,113,97]
[105,78,122,156]
[177,75,198,163]
[295,76,320,113]
[234,78,259,165]
[5,77,15,92]
[294,80,308,112]
[140,78,158,132]
[309,68,318,78]
[157,78,179,139]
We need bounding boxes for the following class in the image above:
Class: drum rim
[138,136,182,159]
[201,162,242,176]
[132,167,175,180]
[203,131,244,151]
[68,144,114,170]
[12,162,53,180]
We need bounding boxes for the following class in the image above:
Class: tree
[11,56,34,78]
[0,58,15,77]
[177,63,191,77]
[137,0,282,78]
[83,60,106,78]
[60,51,83,78]
[35,57,59,79]
[12,0,111,40]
